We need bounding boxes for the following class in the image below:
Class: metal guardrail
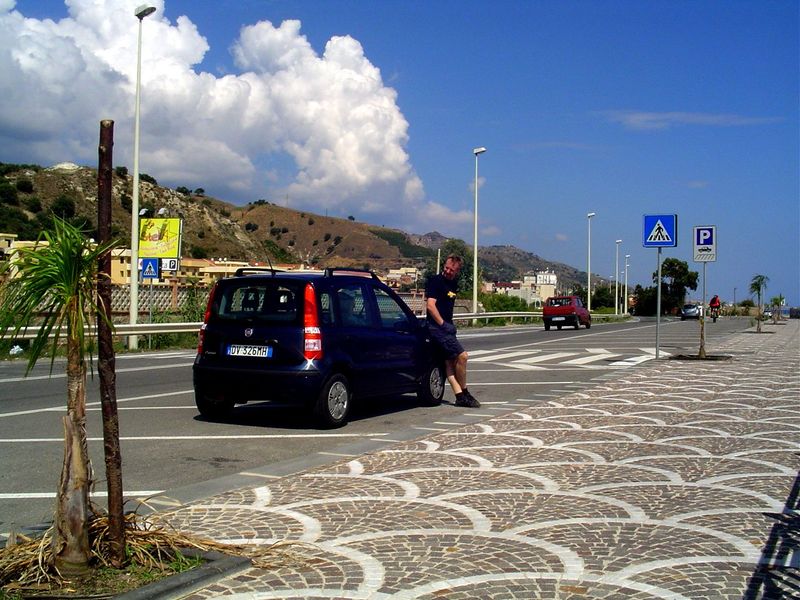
[9,312,623,339]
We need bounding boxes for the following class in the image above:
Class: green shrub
[23,196,42,212]
[15,179,33,193]
[51,194,76,218]
[0,183,19,205]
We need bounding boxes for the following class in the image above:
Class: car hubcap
[328,381,348,420]
[430,369,444,398]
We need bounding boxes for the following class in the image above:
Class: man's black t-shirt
[425,274,459,324]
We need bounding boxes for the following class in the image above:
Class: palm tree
[769,294,785,323]
[0,218,116,574]
[749,274,769,333]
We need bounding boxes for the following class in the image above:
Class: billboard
[139,217,182,259]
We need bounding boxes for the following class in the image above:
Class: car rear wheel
[585,320,591,329]
[314,373,351,428]
[195,388,234,421]
[574,317,581,330]
[544,322,551,331]
[418,362,445,406]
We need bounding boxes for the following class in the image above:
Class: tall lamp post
[472,147,486,319]
[586,212,595,312]
[129,4,156,350]
[614,239,622,315]
[624,254,630,315]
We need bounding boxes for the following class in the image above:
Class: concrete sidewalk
[150,321,799,599]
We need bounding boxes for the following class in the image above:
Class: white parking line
[0,389,195,418]
[0,491,163,499]
[0,433,391,443]
[0,362,194,383]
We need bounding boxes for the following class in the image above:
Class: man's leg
[445,358,463,395]
[455,351,480,407]
[454,351,468,391]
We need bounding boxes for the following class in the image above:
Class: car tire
[418,362,445,406]
[585,321,591,329]
[195,388,234,421]
[544,322,551,331]
[557,324,563,330]
[574,317,581,330]
[314,373,351,428]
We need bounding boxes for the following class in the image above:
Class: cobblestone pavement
[161,321,799,599]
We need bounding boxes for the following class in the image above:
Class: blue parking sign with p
[693,225,717,262]
[695,227,714,246]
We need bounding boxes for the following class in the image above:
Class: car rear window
[215,281,302,323]
[547,297,573,307]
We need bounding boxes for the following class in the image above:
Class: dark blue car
[193,268,445,427]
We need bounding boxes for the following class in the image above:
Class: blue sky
[2,0,798,306]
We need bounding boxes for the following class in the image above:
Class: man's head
[442,254,463,281]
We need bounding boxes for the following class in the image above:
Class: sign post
[693,226,717,358]
[643,214,678,359]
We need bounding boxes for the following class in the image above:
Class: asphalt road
[0,316,747,539]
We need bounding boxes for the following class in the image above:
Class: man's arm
[426,297,445,326]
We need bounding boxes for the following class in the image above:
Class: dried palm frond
[1,506,309,593]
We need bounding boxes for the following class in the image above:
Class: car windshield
[215,281,303,323]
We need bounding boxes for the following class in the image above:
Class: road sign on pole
[643,214,678,248]
[141,257,160,280]
[693,226,717,262]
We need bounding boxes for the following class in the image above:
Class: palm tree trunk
[54,329,90,574]
[97,119,126,566]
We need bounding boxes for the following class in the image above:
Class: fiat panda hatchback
[193,267,445,427]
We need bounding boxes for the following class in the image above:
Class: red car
[543,295,592,330]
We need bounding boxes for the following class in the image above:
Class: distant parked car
[680,304,701,320]
[542,295,591,330]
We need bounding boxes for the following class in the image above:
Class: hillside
[0,161,587,288]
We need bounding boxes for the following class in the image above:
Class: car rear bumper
[193,359,325,405]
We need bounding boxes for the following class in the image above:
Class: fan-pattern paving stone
[168,321,799,599]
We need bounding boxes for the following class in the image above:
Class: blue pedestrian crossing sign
[141,257,160,280]
[643,214,678,248]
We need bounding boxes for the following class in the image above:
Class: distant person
[425,254,480,408]
[709,295,721,309]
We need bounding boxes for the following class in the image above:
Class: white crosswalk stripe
[468,347,662,370]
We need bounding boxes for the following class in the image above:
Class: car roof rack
[234,267,285,277]
[323,267,378,280]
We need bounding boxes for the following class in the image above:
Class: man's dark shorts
[429,323,464,359]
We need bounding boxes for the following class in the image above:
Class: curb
[115,551,250,600]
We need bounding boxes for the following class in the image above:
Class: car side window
[336,284,369,328]
[374,287,412,330]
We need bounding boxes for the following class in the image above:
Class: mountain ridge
[0,162,586,289]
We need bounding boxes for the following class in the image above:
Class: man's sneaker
[456,391,480,408]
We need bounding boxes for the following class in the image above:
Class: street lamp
[472,147,486,319]
[614,239,622,315]
[129,4,156,350]
[586,212,595,312]
[624,254,630,315]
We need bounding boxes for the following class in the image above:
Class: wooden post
[97,119,126,566]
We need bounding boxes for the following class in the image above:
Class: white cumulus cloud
[0,0,470,233]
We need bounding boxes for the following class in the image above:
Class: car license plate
[227,345,272,358]
[552,316,565,321]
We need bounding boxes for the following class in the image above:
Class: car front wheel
[314,373,351,428]
[418,362,445,406]
[195,388,234,421]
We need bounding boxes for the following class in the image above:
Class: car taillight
[197,285,217,354]
[303,282,322,360]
